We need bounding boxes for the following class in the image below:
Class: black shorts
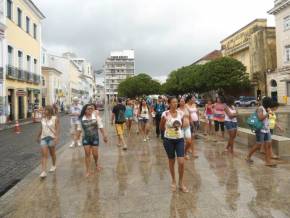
[214,121,225,132]
[82,135,99,146]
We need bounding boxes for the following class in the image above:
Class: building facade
[221,19,277,97]
[268,0,290,104]
[0,0,45,123]
[192,50,222,65]
[104,50,135,100]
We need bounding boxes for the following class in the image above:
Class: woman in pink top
[213,96,226,138]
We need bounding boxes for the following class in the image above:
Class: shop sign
[16,90,27,96]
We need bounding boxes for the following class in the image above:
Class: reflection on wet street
[1,121,290,217]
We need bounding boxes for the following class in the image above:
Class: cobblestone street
[0,115,71,196]
[1,112,290,217]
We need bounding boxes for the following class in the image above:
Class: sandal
[271,156,279,160]
[245,157,254,164]
[96,165,102,172]
[185,154,190,160]
[179,185,189,193]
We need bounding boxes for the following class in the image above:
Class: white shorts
[71,123,82,133]
[183,127,191,139]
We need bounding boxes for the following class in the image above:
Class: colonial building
[268,0,290,104]
[192,50,222,65]
[0,0,45,123]
[221,19,277,97]
[104,50,135,100]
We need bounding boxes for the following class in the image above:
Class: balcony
[0,67,3,79]
[6,65,41,84]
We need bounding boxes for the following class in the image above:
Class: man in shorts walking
[69,97,83,147]
[112,98,127,150]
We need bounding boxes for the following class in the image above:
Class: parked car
[196,99,206,107]
[235,96,257,107]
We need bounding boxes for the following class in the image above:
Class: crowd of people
[36,94,284,192]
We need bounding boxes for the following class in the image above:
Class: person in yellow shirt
[260,102,283,159]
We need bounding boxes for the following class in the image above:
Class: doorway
[7,89,14,121]
[18,96,24,119]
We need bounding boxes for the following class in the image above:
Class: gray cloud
[34,0,275,77]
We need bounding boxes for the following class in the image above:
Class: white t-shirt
[162,110,184,139]
[70,104,82,124]
[258,106,270,133]
[41,116,57,139]
[140,106,149,119]
[225,106,237,122]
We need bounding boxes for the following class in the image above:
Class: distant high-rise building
[104,50,135,99]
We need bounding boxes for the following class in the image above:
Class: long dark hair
[139,99,148,113]
[262,97,272,109]
[79,103,96,120]
[225,96,235,107]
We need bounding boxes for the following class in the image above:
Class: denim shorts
[255,131,272,144]
[224,121,238,131]
[41,136,55,147]
[82,135,99,146]
[163,138,185,159]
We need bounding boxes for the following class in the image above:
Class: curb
[0,121,35,131]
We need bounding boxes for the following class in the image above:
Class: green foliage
[162,57,250,94]
[118,73,161,98]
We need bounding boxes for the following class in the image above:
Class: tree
[162,57,250,95]
[118,73,161,97]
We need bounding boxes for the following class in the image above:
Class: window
[26,16,30,34]
[42,77,45,86]
[33,24,37,39]
[284,16,290,31]
[26,55,31,71]
[7,0,12,20]
[286,46,290,63]
[8,46,13,66]
[18,51,23,69]
[287,82,290,97]
[33,59,37,74]
[17,8,22,28]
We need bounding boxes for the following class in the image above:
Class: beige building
[268,0,290,104]
[0,0,45,123]
[41,67,62,106]
[221,19,277,97]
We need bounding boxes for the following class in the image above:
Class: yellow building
[221,19,277,97]
[3,0,45,122]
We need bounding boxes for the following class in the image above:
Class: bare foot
[171,183,177,192]
[86,172,91,177]
[179,185,189,193]
[96,166,102,172]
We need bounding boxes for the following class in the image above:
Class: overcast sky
[34,0,275,81]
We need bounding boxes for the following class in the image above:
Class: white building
[104,50,135,100]
[71,57,95,104]
[268,0,290,104]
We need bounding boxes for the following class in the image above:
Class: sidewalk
[1,123,290,217]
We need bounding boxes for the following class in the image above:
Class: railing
[6,65,41,84]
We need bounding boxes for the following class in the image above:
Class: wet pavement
[1,116,290,217]
[0,115,71,196]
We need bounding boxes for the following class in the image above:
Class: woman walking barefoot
[79,104,108,177]
[160,97,189,193]
[178,98,192,160]
[204,99,214,136]
[224,96,238,154]
[185,95,198,158]
[37,106,60,179]
[138,99,150,142]
[125,99,134,136]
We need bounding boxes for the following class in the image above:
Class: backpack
[116,108,126,123]
[246,112,263,132]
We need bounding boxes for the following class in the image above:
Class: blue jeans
[225,121,238,131]
[255,130,271,144]
[40,136,55,147]
[163,138,185,159]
